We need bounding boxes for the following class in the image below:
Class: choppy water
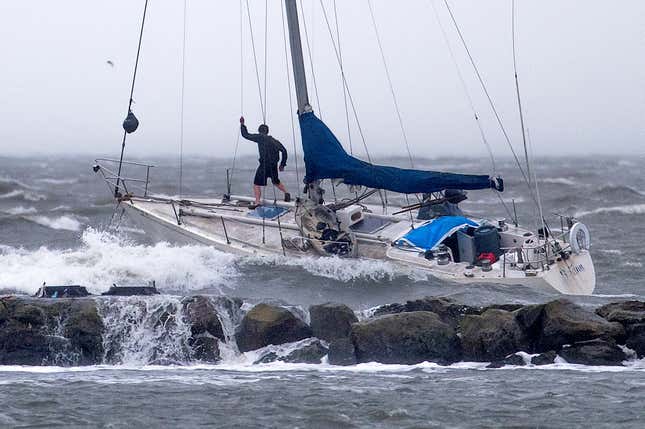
[1,155,644,427]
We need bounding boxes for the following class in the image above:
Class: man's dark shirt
[241,125,287,167]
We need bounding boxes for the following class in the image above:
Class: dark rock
[61,300,105,365]
[350,311,461,365]
[0,327,52,365]
[461,309,529,361]
[280,340,328,364]
[482,303,525,313]
[487,353,526,368]
[236,304,312,352]
[0,300,8,324]
[13,304,46,327]
[184,296,224,340]
[559,338,626,366]
[189,335,220,363]
[372,296,479,329]
[531,350,557,365]
[328,338,357,366]
[309,302,357,342]
[625,323,645,358]
[254,352,279,364]
[521,299,625,352]
[596,301,645,327]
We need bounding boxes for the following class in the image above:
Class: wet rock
[372,296,479,329]
[460,309,529,361]
[183,296,224,340]
[625,323,645,358]
[281,340,328,364]
[482,303,525,313]
[486,353,526,368]
[328,338,357,366]
[518,299,625,352]
[189,335,220,363]
[596,301,645,326]
[61,300,105,365]
[13,304,46,327]
[0,298,104,365]
[236,303,312,352]
[309,302,357,342]
[350,311,461,365]
[531,350,557,365]
[254,352,279,364]
[559,339,626,366]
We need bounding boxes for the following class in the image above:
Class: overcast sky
[1,0,644,160]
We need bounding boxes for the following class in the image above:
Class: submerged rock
[236,304,312,352]
[531,350,557,365]
[625,323,645,358]
[309,302,357,342]
[328,338,357,366]
[486,353,526,368]
[351,311,461,365]
[461,309,529,361]
[281,340,328,364]
[189,336,220,363]
[559,339,626,366]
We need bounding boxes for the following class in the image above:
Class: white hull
[119,195,596,295]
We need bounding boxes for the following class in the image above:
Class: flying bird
[106,60,114,67]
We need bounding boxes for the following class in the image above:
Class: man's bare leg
[276,182,291,202]
[253,185,262,205]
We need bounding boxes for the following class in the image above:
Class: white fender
[569,222,591,254]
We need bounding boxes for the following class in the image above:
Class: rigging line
[178,0,187,198]
[280,2,301,194]
[512,0,531,186]
[428,0,495,175]
[263,0,268,122]
[332,0,353,155]
[442,0,531,188]
[244,0,266,122]
[299,0,322,117]
[115,0,149,198]
[366,0,414,168]
[318,1,373,162]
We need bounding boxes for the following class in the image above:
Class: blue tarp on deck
[394,216,479,251]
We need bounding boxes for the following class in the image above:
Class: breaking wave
[0,229,239,295]
[0,189,46,202]
[576,204,645,218]
[540,177,577,186]
[25,215,84,231]
[0,206,38,216]
[35,177,79,185]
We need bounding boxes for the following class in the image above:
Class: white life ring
[569,222,591,254]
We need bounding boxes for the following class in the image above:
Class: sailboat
[94,0,595,295]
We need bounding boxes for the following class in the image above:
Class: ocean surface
[1,154,644,427]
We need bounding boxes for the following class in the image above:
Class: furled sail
[299,112,499,194]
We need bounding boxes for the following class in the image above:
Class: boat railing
[94,158,155,197]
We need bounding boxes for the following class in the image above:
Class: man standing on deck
[240,116,291,207]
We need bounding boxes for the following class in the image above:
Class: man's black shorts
[253,163,280,186]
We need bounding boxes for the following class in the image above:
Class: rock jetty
[0,295,643,367]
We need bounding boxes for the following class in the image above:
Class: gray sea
[1,155,644,427]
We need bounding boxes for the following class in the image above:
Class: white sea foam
[25,215,84,231]
[0,189,46,201]
[540,177,577,186]
[576,203,645,217]
[622,261,643,268]
[35,177,78,185]
[0,206,38,216]
[242,254,429,282]
[0,229,239,294]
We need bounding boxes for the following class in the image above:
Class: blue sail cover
[299,112,493,194]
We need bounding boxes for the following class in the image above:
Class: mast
[285,0,323,203]
[284,0,312,115]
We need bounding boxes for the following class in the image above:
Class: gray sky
[1,0,644,159]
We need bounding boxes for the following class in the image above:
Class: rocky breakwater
[1,295,644,367]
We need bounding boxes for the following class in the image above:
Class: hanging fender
[123,111,140,134]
